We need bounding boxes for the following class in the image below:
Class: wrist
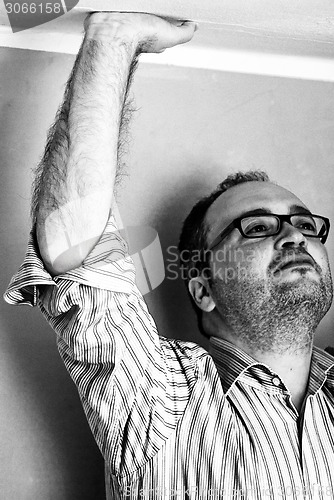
[84,15,143,53]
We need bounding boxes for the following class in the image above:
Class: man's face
[204,181,333,352]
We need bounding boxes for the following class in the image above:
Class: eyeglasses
[208,212,330,250]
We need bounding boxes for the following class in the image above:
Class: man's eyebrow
[238,205,312,218]
[288,204,311,215]
[237,208,272,218]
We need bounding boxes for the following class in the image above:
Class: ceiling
[0,0,333,80]
[79,0,334,58]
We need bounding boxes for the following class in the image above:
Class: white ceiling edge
[0,24,333,82]
[77,0,334,41]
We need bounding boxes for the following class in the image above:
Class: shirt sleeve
[3,214,197,476]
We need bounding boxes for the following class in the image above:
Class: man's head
[178,171,333,353]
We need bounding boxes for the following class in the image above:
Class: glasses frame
[208,212,330,250]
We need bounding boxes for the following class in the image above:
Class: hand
[84,12,198,53]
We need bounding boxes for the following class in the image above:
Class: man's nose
[274,221,307,249]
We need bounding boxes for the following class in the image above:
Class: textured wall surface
[1,46,334,498]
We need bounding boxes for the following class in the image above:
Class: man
[4,12,334,499]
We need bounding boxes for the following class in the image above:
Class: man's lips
[270,252,316,275]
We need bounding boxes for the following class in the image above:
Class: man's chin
[274,276,332,317]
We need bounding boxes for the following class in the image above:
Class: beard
[210,261,333,355]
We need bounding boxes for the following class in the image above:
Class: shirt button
[272,376,281,387]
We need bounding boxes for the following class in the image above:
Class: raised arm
[34,13,197,276]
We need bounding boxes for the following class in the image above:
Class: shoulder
[159,336,214,378]
[160,336,209,358]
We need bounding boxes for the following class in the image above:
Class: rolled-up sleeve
[3,214,195,476]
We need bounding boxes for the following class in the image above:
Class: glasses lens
[241,215,279,237]
[291,214,326,237]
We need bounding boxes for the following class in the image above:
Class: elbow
[36,222,99,276]
[35,196,111,275]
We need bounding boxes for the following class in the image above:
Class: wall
[0,46,333,499]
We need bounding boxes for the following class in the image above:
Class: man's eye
[244,224,269,235]
[241,216,277,237]
[297,222,317,233]
[293,215,317,234]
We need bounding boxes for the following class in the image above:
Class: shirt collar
[209,336,334,396]
[307,346,334,395]
[209,337,262,394]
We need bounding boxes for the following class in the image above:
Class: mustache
[268,247,321,274]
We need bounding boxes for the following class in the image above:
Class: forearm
[35,25,139,275]
[33,13,196,276]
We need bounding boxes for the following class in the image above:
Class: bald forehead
[205,181,308,239]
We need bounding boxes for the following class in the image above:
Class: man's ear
[188,276,216,313]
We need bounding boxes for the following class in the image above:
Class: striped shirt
[4,214,334,500]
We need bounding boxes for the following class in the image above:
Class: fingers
[172,20,198,45]
[182,21,199,31]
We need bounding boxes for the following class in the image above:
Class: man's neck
[216,330,313,413]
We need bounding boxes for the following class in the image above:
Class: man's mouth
[271,252,316,275]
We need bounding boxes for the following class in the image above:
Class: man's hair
[178,170,270,336]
